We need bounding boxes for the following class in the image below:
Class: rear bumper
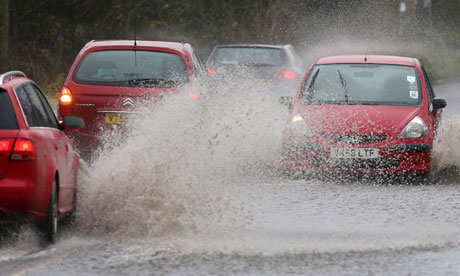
[0,177,46,220]
[65,115,132,159]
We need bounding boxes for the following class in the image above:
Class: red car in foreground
[58,40,206,159]
[0,71,84,243]
[282,55,446,179]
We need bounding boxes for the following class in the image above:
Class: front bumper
[282,140,432,175]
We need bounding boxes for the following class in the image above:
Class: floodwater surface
[1,82,460,276]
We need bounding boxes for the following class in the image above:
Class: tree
[0,0,7,57]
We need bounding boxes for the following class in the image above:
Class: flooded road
[1,82,460,275]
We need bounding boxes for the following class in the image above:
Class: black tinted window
[16,85,40,127]
[0,90,18,129]
[26,84,58,128]
[16,84,56,128]
[73,50,188,87]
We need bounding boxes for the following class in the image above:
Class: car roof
[316,55,417,66]
[0,71,29,89]
[82,40,191,51]
[214,44,287,49]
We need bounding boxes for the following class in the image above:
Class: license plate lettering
[105,113,133,124]
[330,148,379,159]
[119,114,129,124]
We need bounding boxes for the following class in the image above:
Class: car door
[19,83,74,209]
[31,83,76,209]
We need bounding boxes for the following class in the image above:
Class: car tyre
[68,191,77,225]
[43,178,58,244]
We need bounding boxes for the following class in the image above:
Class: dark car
[206,44,305,97]
[58,40,206,160]
[282,55,446,180]
[0,71,84,243]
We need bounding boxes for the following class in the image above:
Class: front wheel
[43,179,58,244]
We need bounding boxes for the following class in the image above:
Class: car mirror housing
[433,98,446,109]
[62,115,85,129]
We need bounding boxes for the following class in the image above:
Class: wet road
[1,82,460,275]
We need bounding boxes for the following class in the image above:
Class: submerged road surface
[1,82,460,276]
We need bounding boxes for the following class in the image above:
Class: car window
[73,50,189,87]
[0,89,19,130]
[16,84,57,128]
[15,85,40,127]
[27,84,59,128]
[300,64,421,106]
[23,84,58,128]
[421,66,434,111]
[210,47,286,66]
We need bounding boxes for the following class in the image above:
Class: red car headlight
[286,114,314,138]
[398,116,428,139]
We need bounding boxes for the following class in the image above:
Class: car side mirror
[279,96,293,110]
[59,115,85,130]
[433,98,446,109]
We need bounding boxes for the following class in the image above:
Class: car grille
[323,134,388,145]
[311,157,400,169]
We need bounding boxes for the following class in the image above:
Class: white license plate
[330,148,380,159]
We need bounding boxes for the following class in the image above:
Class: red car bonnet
[293,105,421,135]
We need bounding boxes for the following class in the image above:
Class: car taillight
[279,70,297,80]
[59,86,73,114]
[188,93,200,99]
[0,139,14,159]
[59,86,73,105]
[11,139,35,160]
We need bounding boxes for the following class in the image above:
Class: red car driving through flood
[282,55,446,179]
[58,40,206,160]
[0,71,84,243]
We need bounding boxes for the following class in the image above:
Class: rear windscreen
[0,90,18,129]
[210,47,285,66]
[73,50,188,87]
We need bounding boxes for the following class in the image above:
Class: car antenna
[134,16,137,67]
[134,17,137,47]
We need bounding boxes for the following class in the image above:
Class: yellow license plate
[105,113,132,124]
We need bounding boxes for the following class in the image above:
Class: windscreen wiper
[307,68,320,93]
[300,68,320,104]
[126,78,176,87]
[337,69,348,104]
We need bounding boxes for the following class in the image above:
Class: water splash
[432,119,460,178]
[76,85,287,239]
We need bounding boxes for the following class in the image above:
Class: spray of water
[0,225,41,261]
[76,82,288,240]
[431,119,460,177]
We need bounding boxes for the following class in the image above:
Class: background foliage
[0,0,459,96]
